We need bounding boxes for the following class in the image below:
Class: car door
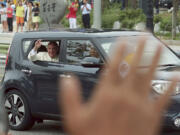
[61,39,104,100]
[21,39,65,115]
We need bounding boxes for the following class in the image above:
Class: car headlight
[152,80,180,95]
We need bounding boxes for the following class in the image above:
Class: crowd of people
[0,0,163,33]
[0,0,93,32]
[0,0,40,32]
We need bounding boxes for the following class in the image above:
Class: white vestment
[28,49,59,62]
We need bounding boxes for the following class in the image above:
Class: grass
[155,32,180,40]
[0,44,9,55]
[0,44,7,80]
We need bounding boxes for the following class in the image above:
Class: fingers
[147,46,162,80]
[59,76,83,117]
[128,39,146,77]
[144,46,162,95]
[36,39,41,43]
[35,40,41,47]
[106,43,126,82]
[155,78,178,113]
[91,43,126,102]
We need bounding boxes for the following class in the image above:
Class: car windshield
[98,35,180,66]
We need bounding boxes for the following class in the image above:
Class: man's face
[90,48,99,58]
[28,2,32,7]
[83,0,87,4]
[19,1,22,6]
[47,44,58,58]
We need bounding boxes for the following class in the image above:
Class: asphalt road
[10,120,66,135]
[162,131,180,135]
[7,119,180,135]
[7,120,180,135]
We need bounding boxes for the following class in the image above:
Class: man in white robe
[28,40,59,62]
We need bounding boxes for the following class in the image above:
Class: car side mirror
[81,57,104,68]
[81,62,104,68]
[175,50,180,58]
[81,61,104,68]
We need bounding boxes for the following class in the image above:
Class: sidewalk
[0,21,15,44]
[162,40,180,46]
[0,21,17,33]
[0,33,14,44]
[0,21,27,44]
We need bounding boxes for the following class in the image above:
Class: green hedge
[102,7,146,29]
[154,11,180,32]
[0,44,9,55]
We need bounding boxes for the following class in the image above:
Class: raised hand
[59,39,177,135]
[34,40,42,51]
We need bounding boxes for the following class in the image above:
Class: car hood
[155,66,180,81]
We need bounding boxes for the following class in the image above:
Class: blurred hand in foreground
[59,39,177,135]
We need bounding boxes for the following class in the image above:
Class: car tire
[4,90,35,130]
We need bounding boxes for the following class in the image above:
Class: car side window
[66,40,101,65]
[27,40,61,63]
[23,40,32,54]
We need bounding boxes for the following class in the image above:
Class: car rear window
[23,40,32,54]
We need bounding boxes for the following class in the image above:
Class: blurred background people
[10,1,15,21]
[121,0,125,9]
[67,0,78,29]
[154,0,159,14]
[32,3,40,31]
[26,1,33,31]
[0,3,8,32]
[7,2,13,32]
[23,1,28,28]
[16,1,24,32]
[81,0,91,28]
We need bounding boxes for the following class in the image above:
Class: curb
[0,33,14,44]
[0,33,14,38]
[163,40,180,46]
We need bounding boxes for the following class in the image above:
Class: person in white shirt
[81,0,91,28]
[0,3,8,32]
[28,40,59,62]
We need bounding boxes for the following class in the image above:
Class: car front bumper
[163,95,180,130]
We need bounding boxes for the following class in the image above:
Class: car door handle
[21,69,32,74]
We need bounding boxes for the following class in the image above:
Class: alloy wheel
[5,94,25,127]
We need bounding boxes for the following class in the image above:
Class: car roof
[14,30,151,39]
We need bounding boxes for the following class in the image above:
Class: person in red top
[7,2,13,32]
[67,1,78,29]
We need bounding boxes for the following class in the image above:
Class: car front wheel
[5,90,35,130]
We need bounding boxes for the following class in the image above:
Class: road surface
[10,120,66,135]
